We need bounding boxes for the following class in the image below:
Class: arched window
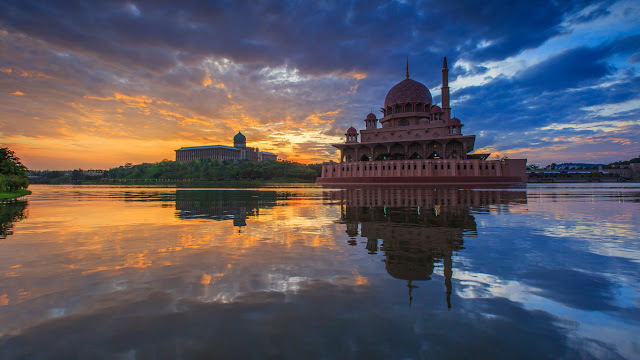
[388,106,393,115]
[415,103,423,112]
[398,119,409,126]
[395,104,402,114]
[405,103,413,112]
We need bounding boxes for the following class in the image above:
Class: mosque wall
[319,159,527,184]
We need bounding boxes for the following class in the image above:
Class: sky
[1,0,639,170]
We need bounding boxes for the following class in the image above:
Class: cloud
[0,0,638,167]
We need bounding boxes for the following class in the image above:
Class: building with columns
[175,132,278,163]
[317,58,527,185]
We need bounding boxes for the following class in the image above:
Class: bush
[0,174,29,192]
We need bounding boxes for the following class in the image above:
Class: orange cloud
[341,71,367,81]
[10,91,24,96]
[202,73,212,87]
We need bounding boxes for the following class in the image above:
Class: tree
[0,148,27,176]
[0,147,29,192]
[71,169,85,184]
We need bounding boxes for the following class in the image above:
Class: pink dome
[431,105,442,112]
[448,117,461,125]
[346,127,358,134]
[366,112,377,120]
[384,79,432,108]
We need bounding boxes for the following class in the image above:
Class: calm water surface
[1,184,639,359]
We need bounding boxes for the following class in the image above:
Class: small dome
[449,117,461,125]
[366,112,377,120]
[384,78,432,108]
[431,105,442,113]
[234,131,246,142]
[346,127,358,134]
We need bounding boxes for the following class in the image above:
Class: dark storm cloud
[516,47,613,90]
[453,34,640,140]
[0,0,610,77]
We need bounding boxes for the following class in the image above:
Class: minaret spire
[406,56,409,79]
[442,56,451,120]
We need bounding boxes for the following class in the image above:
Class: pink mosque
[317,57,527,185]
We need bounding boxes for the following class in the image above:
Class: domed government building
[317,57,527,185]
[175,132,278,162]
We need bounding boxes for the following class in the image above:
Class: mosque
[175,132,278,163]
[317,58,527,185]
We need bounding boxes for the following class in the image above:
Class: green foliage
[0,148,29,192]
[0,189,31,199]
[103,159,322,182]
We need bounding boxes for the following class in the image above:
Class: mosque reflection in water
[175,189,279,227]
[332,187,527,308]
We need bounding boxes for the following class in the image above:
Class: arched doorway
[408,142,423,159]
[343,147,356,162]
[425,141,441,159]
[446,140,464,159]
[373,145,388,161]
[390,143,405,160]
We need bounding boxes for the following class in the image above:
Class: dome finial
[406,56,409,79]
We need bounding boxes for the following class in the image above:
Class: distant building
[82,170,105,177]
[175,132,278,162]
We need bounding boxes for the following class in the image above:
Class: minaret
[442,57,451,120]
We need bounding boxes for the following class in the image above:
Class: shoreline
[29,179,318,188]
[0,189,32,200]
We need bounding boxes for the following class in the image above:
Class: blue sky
[1,0,639,168]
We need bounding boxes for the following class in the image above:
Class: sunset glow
[1,1,639,169]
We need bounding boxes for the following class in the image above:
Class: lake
[1,184,639,359]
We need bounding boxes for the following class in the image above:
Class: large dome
[384,78,432,108]
[234,131,246,143]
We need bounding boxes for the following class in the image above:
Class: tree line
[33,158,323,184]
[105,159,322,182]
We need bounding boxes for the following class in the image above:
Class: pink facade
[317,57,527,185]
[319,159,527,184]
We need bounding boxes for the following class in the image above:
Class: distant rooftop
[261,152,276,155]
[176,145,239,151]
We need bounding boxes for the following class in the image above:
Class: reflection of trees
[1,200,28,239]
[333,187,526,308]
[175,190,280,227]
